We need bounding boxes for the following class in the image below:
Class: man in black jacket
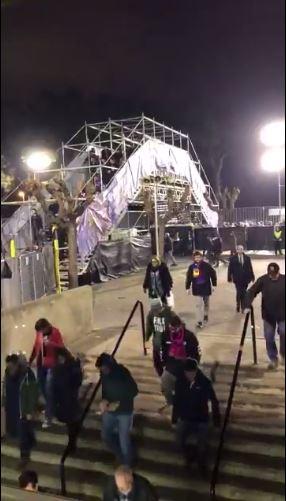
[164,233,177,267]
[186,251,217,329]
[244,262,285,370]
[145,299,174,376]
[96,354,139,466]
[143,256,173,305]
[173,358,220,475]
[228,245,255,312]
[103,465,158,501]
[161,315,201,410]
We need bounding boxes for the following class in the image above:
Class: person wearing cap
[145,299,174,376]
[244,262,285,370]
[173,358,220,476]
[228,245,255,312]
[96,353,139,466]
[185,251,217,329]
[143,256,173,305]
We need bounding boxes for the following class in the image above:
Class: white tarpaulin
[77,139,218,258]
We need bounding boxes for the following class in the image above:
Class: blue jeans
[19,418,36,459]
[176,420,209,464]
[264,320,285,362]
[101,412,134,466]
[37,367,54,422]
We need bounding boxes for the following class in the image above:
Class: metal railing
[221,206,285,225]
[210,306,257,498]
[60,300,147,496]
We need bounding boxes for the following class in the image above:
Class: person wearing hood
[145,298,174,377]
[3,354,40,468]
[29,318,65,429]
[244,262,285,370]
[143,256,173,305]
[173,358,220,476]
[52,347,83,453]
[96,354,139,466]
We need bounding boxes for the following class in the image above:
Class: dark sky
[1,0,285,205]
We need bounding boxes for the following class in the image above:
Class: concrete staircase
[1,355,285,500]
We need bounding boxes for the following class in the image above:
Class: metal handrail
[60,300,147,496]
[210,306,257,498]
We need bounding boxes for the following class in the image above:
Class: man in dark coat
[228,245,255,312]
[173,359,220,476]
[143,256,173,305]
[103,465,158,501]
[164,232,177,267]
[244,262,285,370]
[96,354,138,466]
[52,348,83,453]
[145,299,174,377]
[185,251,217,329]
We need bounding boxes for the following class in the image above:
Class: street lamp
[24,151,53,172]
[259,120,285,222]
[18,190,25,202]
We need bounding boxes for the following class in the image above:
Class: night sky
[1,0,285,205]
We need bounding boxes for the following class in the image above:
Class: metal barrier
[60,300,147,496]
[210,306,257,498]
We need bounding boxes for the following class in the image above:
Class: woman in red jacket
[29,318,64,428]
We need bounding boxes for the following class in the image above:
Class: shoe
[196,322,203,329]
[42,420,52,429]
[203,315,208,323]
[171,263,178,267]
[267,360,279,371]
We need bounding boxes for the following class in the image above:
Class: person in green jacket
[145,298,174,376]
[96,354,138,467]
[4,354,40,467]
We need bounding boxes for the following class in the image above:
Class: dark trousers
[66,421,80,451]
[235,284,247,310]
[176,420,209,466]
[153,348,164,377]
[19,418,36,459]
[274,241,283,256]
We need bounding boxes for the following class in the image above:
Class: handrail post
[60,299,147,496]
[210,311,251,498]
[250,306,258,365]
[139,301,147,356]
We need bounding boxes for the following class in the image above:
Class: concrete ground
[70,256,285,375]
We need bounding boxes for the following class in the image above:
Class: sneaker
[196,322,203,329]
[267,360,279,371]
[203,315,209,323]
[42,420,52,429]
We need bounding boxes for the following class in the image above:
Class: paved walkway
[70,257,285,374]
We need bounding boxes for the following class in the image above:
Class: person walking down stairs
[52,347,83,454]
[96,354,139,467]
[173,358,221,477]
[145,299,174,377]
[3,354,40,469]
[244,262,285,370]
[29,318,65,429]
[103,465,158,501]
[160,315,201,414]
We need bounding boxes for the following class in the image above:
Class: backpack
[168,326,187,359]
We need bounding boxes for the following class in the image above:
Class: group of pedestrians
[3,319,83,468]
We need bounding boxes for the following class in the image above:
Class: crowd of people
[2,240,285,500]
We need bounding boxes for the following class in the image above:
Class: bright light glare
[260,120,285,147]
[25,151,53,171]
[260,147,285,173]
[18,191,25,199]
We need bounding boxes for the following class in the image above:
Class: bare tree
[23,177,93,289]
[227,187,240,210]
[143,181,190,257]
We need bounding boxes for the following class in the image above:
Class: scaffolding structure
[59,114,218,226]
